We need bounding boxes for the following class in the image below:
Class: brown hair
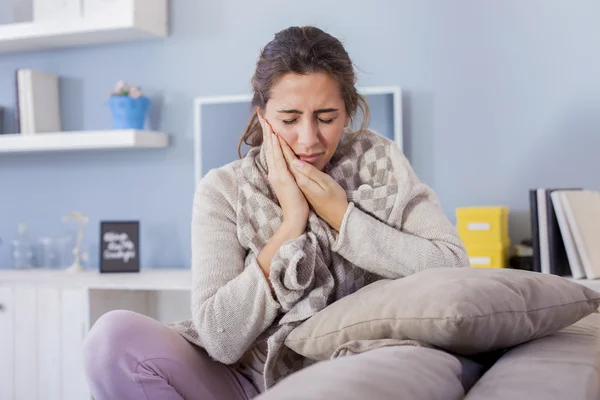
[238,26,370,158]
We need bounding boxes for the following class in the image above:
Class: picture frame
[99,220,140,273]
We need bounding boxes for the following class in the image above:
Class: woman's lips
[298,153,322,164]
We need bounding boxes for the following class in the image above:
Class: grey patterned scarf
[236,130,401,388]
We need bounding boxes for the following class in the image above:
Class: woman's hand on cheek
[279,138,349,232]
[257,114,309,235]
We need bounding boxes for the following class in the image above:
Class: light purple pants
[83,310,258,400]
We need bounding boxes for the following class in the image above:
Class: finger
[276,136,308,177]
[279,136,298,167]
[257,112,265,136]
[279,139,306,184]
[271,133,289,172]
[294,166,323,193]
[259,115,268,145]
[276,139,323,192]
[260,117,275,169]
[290,157,326,189]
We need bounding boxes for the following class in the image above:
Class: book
[537,188,551,274]
[16,69,62,135]
[545,188,581,276]
[17,69,31,134]
[551,191,585,279]
[529,189,541,273]
[560,191,600,280]
[14,70,20,134]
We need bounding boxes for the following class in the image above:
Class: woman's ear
[256,107,265,120]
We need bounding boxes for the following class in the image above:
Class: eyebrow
[276,108,339,115]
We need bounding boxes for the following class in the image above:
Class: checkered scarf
[236,129,401,388]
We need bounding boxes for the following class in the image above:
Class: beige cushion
[285,267,600,361]
[256,346,468,400]
[465,313,600,400]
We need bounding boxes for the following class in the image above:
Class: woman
[84,26,468,400]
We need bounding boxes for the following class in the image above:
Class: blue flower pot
[108,96,151,130]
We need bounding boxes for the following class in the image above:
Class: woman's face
[261,72,349,171]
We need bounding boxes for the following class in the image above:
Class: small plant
[107,80,151,129]
[110,80,144,99]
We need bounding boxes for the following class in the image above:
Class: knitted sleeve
[331,143,470,278]
[190,167,280,364]
[267,232,331,315]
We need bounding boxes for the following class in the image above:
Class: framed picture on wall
[192,86,402,187]
[100,220,140,273]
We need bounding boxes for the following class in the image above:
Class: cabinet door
[61,288,91,400]
[0,286,14,400]
[0,285,91,400]
[36,287,62,400]
[14,286,37,400]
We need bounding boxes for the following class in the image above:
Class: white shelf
[0,130,169,153]
[0,0,167,54]
[0,268,191,291]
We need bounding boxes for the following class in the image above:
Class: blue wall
[1,0,600,269]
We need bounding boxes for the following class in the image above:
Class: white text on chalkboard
[103,232,136,263]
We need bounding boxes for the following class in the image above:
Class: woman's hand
[258,115,309,236]
[279,138,349,232]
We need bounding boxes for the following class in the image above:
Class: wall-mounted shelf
[0,130,169,153]
[0,0,167,54]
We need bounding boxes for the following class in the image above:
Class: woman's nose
[296,121,320,148]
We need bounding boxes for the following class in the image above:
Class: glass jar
[11,223,35,269]
[38,237,58,269]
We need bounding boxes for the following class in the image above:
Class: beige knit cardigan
[170,130,469,392]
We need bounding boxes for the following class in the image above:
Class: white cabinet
[0,287,15,400]
[0,285,90,400]
[0,269,192,400]
[13,286,39,400]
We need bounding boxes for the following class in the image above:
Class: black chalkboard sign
[100,221,140,273]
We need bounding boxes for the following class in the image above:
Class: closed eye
[281,117,336,125]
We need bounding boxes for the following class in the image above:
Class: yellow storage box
[456,206,509,245]
[464,242,511,269]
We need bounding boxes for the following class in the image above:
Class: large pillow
[284,267,600,361]
[256,346,468,400]
[464,313,600,400]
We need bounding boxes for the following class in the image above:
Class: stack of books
[530,189,600,279]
